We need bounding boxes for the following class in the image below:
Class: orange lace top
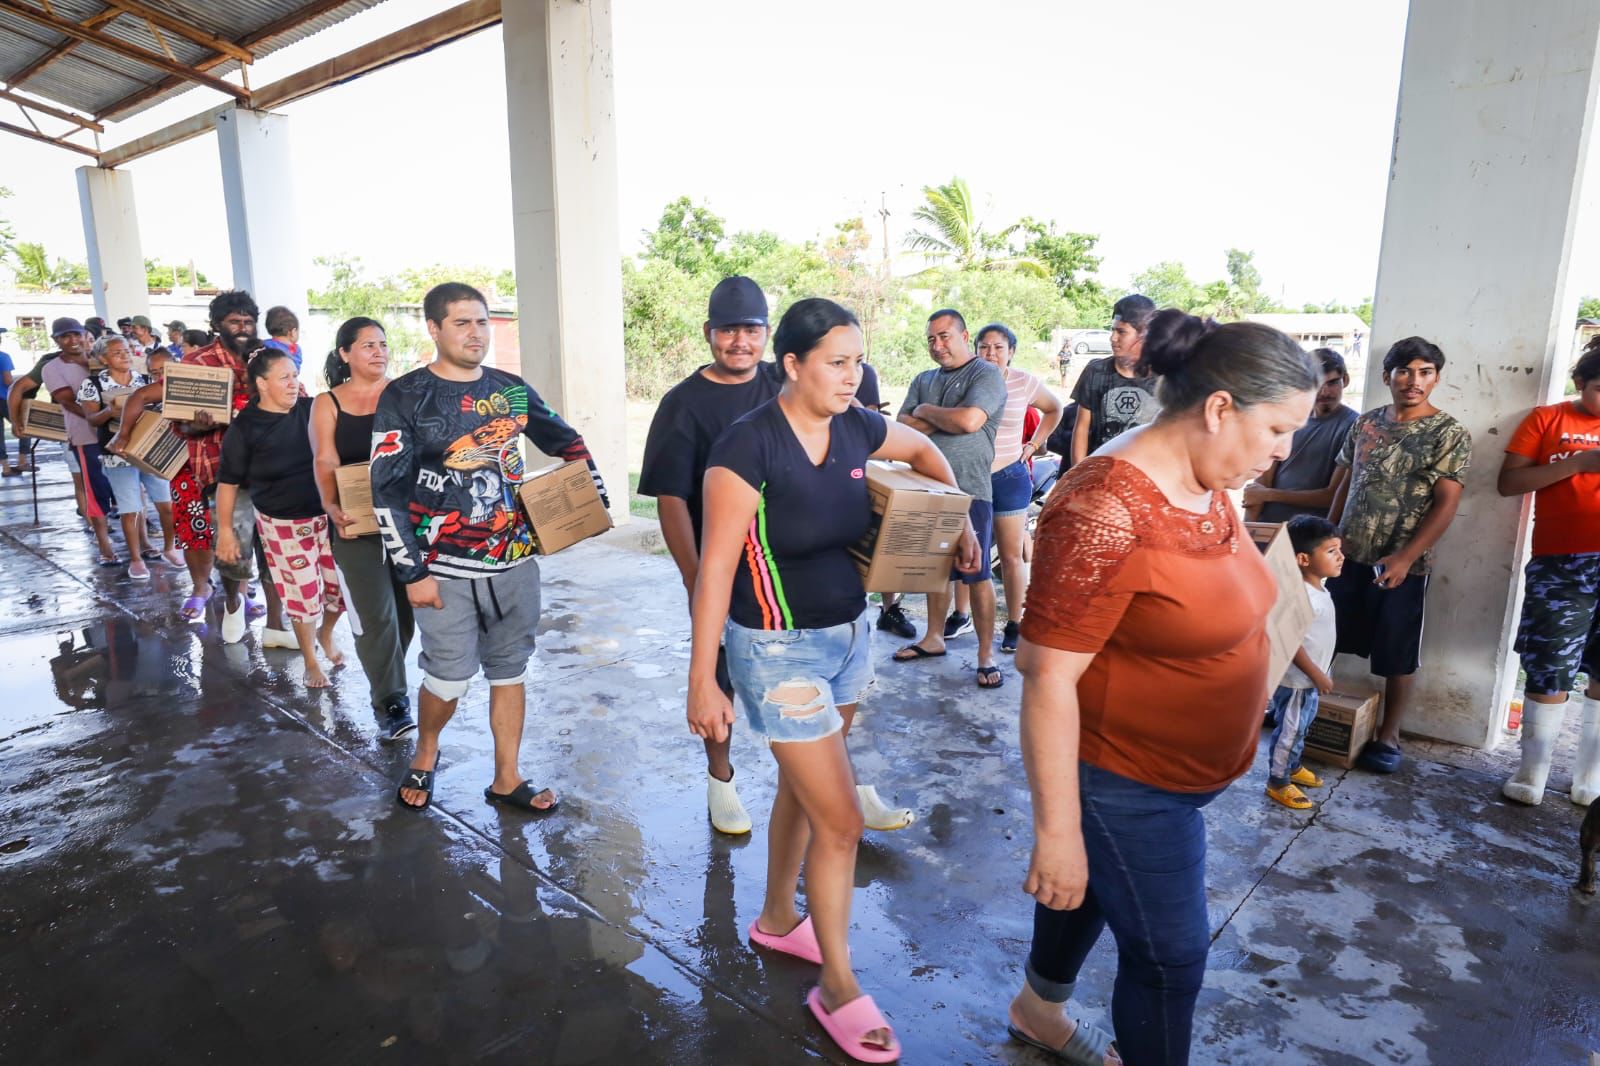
[1019,456,1276,792]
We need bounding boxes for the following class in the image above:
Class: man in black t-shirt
[1070,294,1159,462]
[639,277,914,834]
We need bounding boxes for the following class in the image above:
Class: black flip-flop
[976,665,1004,689]
[484,780,558,813]
[396,756,440,811]
[97,557,123,568]
[140,548,162,561]
[893,643,947,662]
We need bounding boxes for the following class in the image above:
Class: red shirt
[1019,457,1276,792]
[1506,400,1600,556]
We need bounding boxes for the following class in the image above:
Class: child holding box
[1265,515,1345,810]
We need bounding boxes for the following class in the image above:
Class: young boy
[1265,516,1344,810]
[1327,336,1472,774]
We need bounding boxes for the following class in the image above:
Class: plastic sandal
[1007,1014,1118,1066]
[396,754,440,811]
[748,915,823,965]
[180,593,210,621]
[806,987,900,1063]
[976,665,1004,689]
[484,780,558,813]
[892,643,946,661]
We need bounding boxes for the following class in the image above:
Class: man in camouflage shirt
[1327,336,1472,774]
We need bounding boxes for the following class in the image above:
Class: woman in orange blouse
[1006,311,1318,1066]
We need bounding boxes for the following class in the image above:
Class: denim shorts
[991,459,1033,518]
[953,499,995,585]
[103,462,173,513]
[723,608,874,744]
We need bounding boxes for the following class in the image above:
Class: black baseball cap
[707,276,768,329]
[51,317,86,337]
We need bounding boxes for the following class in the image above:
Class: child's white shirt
[1282,581,1336,691]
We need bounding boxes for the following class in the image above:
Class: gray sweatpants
[331,532,415,711]
[413,559,541,698]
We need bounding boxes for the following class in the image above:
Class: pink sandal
[805,987,900,1063]
[748,915,823,965]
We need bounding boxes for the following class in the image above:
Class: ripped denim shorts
[722,609,874,744]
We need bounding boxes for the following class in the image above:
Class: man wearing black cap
[638,277,915,834]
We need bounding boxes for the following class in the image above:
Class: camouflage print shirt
[1335,406,1472,575]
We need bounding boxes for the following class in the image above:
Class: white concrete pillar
[502,0,628,517]
[75,166,148,324]
[1355,0,1600,747]
[214,107,305,322]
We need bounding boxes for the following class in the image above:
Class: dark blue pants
[1027,763,1222,1066]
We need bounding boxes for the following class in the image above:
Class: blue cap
[707,276,768,328]
[51,317,86,337]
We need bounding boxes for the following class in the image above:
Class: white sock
[1572,697,1600,807]
[1503,697,1566,806]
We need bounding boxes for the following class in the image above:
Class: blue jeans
[723,609,874,743]
[1027,763,1222,1066]
[1267,684,1320,787]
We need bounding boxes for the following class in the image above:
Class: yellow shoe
[1266,783,1314,810]
[1290,766,1324,789]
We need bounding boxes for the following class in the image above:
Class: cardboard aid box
[849,461,972,594]
[120,410,189,480]
[1304,686,1381,770]
[516,460,612,555]
[334,463,380,539]
[1245,521,1317,692]
[19,399,68,443]
[161,362,234,424]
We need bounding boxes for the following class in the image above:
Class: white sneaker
[707,770,752,835]
[261,627,297,649]
[220,594,246,645]
[858,784,916,831]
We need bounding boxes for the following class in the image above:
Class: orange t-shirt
[1506,401,1600,556]
[1019,457,1276,792]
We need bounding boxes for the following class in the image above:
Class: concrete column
[214,107,305,321]
[75,167,148,324]
[502,0,628,517]
[1355,0,1600,747]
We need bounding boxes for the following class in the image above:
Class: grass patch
[628,472,657,520]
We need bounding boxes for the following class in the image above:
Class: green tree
[11,241,87,292]
[308,255,427,378]
[1580,296,1600,320]
[1129,260,1202,312]
[643,196,728,275]
[904,177,1044,276]
[144,259,210,289]
[0,187,15,264]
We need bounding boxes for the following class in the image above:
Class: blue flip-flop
[1356,740,1403,774]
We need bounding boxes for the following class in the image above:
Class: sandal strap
[827,993,896,1048]
[1061,1016,1115,1064]
[402,768,434,791]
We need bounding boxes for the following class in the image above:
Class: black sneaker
[876,602,917,640]
[1000,620,1021,653]
[379,698,417,744]
[944,612,974,639]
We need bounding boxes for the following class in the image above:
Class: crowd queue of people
[4,273,1597,1065]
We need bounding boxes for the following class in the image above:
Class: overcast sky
[5,0,1594,307]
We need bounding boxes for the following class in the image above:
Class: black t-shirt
[218,397,323,519]
[1071,357,1159,453]
[638,364,782,546]
[708,399,889,630]
[857,363,882,411]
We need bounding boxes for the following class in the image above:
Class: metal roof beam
[0,0,250,102]
[96,0,502,167]
[97,0,351,120]
[0,85,103,131]
[102,1,254,65]
[0,118,97,156]
[5,7,119,87]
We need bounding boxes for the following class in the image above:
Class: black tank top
[329,390,374,465]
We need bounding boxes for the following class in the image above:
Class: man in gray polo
[893,308,1008,688]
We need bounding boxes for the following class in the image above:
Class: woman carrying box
[310,317,416,740]
[215,348,345,688]
[688,297,980,1064]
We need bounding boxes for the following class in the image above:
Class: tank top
[329,390,374,465]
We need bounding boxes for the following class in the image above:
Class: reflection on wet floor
[1,460,1597,1064]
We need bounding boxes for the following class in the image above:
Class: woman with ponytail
[309,317,416,740]
[1006,310,1319,1065]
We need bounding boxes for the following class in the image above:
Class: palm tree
[903,177,1045,276]
[12,241,54,291]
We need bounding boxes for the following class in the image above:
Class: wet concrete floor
[0,457,1595,1064]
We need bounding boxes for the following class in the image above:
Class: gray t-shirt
[40,358,94,447]
[1258,404,1360,523]
[899,356,1006,500]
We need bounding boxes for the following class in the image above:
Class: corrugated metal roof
[0,1,386,121]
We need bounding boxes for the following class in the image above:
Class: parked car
[1071,329,1112,355]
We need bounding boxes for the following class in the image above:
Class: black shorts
[1327,560,1429,677]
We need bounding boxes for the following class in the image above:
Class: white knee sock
[1503,697,1566,806]
[1572,697,1600,807]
